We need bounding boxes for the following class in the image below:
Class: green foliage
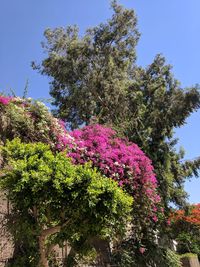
[171,219,200,260]
[111,236,182,267]
[0,99,35,143]
[112,241,182,267]
[165,249,181,267]
[179,253,198,259]
[0,98,55,145]
[124,56,200,209]
[33,1,139,129]
[0,95,72,155]
[0,138,133,265]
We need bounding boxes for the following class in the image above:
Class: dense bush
[0,95,69,149]
[0,138,133,266]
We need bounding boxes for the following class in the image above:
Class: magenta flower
[0,96,12,105]
[139,247,146,254]
[66,124,162,221]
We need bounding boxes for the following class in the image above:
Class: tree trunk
[38,225,61,267]
[39,234,48,267]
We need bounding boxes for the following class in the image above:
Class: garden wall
[0,192,13,267]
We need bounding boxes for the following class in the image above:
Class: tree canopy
[33,0,139,129]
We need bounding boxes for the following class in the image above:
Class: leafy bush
[165,249,181,267]
[0,138,133,266]
[0,95,69,149]
[111,238,182,267]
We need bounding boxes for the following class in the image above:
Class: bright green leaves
[0,138,133,263]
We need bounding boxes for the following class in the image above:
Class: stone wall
[0,192,13,267]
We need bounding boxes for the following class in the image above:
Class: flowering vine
[66,124,162,222]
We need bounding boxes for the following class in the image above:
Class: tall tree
[33,0,139,129]
[34,1,200,266]
[35,1,200,210]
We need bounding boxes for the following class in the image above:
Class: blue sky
[0,0,199,203]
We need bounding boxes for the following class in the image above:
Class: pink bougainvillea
[64,124,162,221]
[0,95,12,105]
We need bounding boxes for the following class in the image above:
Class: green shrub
[0,138,133,266]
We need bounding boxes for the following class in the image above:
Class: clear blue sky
[0,0,199,203]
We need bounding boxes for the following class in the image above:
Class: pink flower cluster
[65,124,161,221]
[0,95,12,105]
[54,119,75,150]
